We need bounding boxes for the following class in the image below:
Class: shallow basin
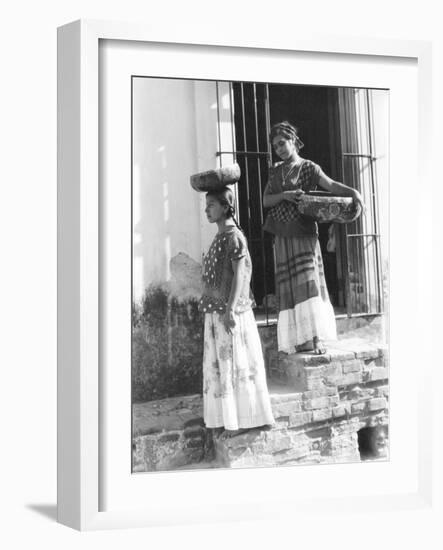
[297,193,361,223]
[190,163,241,192]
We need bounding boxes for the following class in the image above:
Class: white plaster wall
[132,78,226,301]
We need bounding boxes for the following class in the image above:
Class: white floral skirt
[203,310,275,430]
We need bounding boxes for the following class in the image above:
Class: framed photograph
[57,19,433,530]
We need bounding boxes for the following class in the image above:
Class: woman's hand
[351,189,366,215]
[223,307,237,334]
[283,189,305,203]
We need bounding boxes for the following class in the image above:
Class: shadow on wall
[132,77,206,300]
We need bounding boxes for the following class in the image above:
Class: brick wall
[133,342,388,471]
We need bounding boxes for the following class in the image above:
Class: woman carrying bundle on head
[263,121,364,355]
[199,186,274,436]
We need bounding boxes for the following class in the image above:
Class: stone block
[328,349,356,362]
[271,392,303,404]
[186,437,204,449]
[378,344,388,357]
[305,377,327,390]
[158,432,181,443]
[272,400,302,418]
[285,365,308,391]
[351,401,367,414]
[364,357,385,369]
[354,346,381,360]
[342,359,363,374]
[365,367,389,382]
[321,364,344,383]
[336,372,363,387]
[296,454,324,466]
[138,432,205,471]
[302,388,330,399]
[303,365,325,377]
[368,397,388,411]
[332,403,351,418]
[305,425,331,439]
[183,417,205,429]
[273,445,310,463]
[221,428,265,450]
[312,408,333,422]
[288,411,313,427]
[273,417,289,429]
[376,385,389,398]
[267,349,285,380]
[321,361,342,374]
[332,417,361,435]
[184,426,205,439]
[303,396,332,410]
[133,394,203,436]
[301,353,332,366]
[264,431,293,453]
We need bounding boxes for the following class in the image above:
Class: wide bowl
[190,163,241,192]
[297,193,361,223]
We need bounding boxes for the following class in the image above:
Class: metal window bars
[215,81,384,324]
[338,88,384,316]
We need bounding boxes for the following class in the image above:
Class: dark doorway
[232,82,343,315]
[268,84,342,309]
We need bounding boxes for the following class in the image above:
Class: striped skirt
[274,235,337,353]
[202,310,275,431]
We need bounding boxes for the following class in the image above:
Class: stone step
[133,340,389,472]
[267,340,388,392]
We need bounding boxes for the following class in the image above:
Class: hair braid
[228,204,245,235]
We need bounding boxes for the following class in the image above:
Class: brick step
[133,340,389,472]
[267,340,388,392]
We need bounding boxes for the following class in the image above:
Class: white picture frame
[57,19,434,531]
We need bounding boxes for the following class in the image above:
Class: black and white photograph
[3,0,439,542]
[131,77,389,473]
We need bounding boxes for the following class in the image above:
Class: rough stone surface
[162,252,202,302]
[364,366,389,382]
[132,340,389,471]
[368,397,388,411]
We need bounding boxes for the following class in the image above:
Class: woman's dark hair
[206,186,244,233]
[269,121,304,152]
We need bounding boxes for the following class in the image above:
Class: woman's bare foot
[313,336,326,355]
[296,341,314,353]
[296,338,327,354]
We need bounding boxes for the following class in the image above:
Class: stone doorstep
[290,341,386,366]
[133,394,204,437]
[275,340,388,393]
[132,339,389,471]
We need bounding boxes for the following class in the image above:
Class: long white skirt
[274,234,337,353]
[202,310,275,430]
[277,296,337,353]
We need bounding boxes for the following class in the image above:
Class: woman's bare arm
[224,257,245,333]
[317,170,365,211]
[263,183,303,207]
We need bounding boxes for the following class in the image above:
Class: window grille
[215,82,384,324]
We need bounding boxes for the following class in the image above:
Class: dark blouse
[199,227,255,315]
[263,159,321,237]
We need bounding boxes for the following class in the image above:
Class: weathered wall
[132,78,235,301]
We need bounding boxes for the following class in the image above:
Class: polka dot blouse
[199,227,255,314]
